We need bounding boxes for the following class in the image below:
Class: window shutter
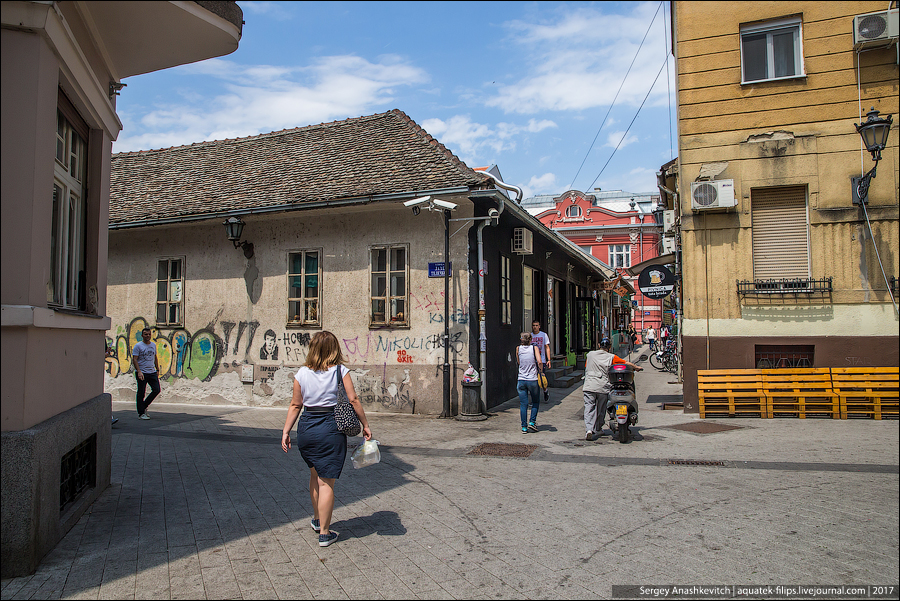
[751,186,809,279]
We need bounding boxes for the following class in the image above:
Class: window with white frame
[741,17,804,83]
[371,245,408,326]
[50,105,88,310]
[566,205,582,218]
[156,258,184,326]
[288,250,321,326]
[500,255,511,325]
[609,244,631,268]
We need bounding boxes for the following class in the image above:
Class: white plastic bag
[350,439,381,469]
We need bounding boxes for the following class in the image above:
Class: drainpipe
[473,172,522,409]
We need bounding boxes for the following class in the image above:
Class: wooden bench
[762,368,839,419]
[831,367,899,420]
[697,370,766,418]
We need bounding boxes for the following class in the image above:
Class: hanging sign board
[638,265,676,299]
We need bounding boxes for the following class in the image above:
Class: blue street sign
[428,262,451,278]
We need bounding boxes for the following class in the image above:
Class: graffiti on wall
[105,317,223,382]
[352,367,415,412]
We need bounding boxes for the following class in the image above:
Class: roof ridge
[389,109,490,187]
[112,110,399,157]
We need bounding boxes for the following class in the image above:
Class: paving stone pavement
[3,352,898,600]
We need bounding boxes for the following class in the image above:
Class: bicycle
[649,340,678,372]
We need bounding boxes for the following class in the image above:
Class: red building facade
[536,190,664,337]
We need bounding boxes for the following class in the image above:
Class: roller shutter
[751,186,809,280]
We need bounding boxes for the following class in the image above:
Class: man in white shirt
[133,328,161,419]
[531,321,551,402]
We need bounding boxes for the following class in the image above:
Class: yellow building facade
[672,1,899,410]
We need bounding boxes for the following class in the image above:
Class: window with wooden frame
[288,250,321,326]
[50,100,89,310]
[500,255,511,325]
[565,204,582,218]
[371,245,408,327]
[740,17,804,84]
[156,258,184,326]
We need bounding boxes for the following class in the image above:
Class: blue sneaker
[528,422,538,432]
[522,427,528,434]
[310,519,320,533]
[318,531,339,547]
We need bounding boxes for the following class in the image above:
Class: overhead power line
[567,0,663,191]
[586,56,668,192]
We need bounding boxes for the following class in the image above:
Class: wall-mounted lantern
[853,108,893,204]
[223,216,254,258]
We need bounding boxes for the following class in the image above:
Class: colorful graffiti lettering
[343,331,464,363]
[105,317,223,382]
[397,350,414,363]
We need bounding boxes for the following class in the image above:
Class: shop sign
[638,265,675,299]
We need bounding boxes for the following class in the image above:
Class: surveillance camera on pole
[432,198,457,211]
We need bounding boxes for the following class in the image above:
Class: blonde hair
[520,332,532,345]
[304,331,346,371]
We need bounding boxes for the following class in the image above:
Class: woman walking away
[515,332,544,434]
[282,331,372,547]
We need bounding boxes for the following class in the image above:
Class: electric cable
[567,1,663,190]
[586,57,668,192]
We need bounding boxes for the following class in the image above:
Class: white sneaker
[139,414,150,420]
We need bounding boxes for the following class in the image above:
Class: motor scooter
[606,364,639,443]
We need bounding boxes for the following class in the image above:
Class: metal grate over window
[755,345,815,369]
[60,434,96,512]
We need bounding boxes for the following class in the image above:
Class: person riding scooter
[583,338,642,440]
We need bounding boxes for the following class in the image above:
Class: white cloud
[605,131,638,149]
[237,1,294,21]
[420,115,556,166]
[527,173,557,193]
[486,3,671,114]
[114,55,428,152]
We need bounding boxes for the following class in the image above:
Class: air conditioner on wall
[691,179,737,210]
[512,227,533,255]
[853,9,899,49]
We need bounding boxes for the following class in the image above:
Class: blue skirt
[297,411,347,479]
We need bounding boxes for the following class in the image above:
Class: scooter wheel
[619,423,629,443]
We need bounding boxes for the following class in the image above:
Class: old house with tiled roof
[105,109,611,415]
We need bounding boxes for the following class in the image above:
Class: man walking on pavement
[133,327,160,419]
[583,338,642,440]
[531,320,551,402]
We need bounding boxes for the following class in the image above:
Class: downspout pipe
[473,172,522,410]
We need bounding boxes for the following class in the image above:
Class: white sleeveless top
[294,365,350,407]
[517,345,539,381]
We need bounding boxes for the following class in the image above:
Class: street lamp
[853,108,893,204]
[223,216,254,258]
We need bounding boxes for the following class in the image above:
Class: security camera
[404,196,431,207]
[488,208,499,218]
[432,198,458,210]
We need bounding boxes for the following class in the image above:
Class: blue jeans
[517,380,541,428]
[136,371,160,415]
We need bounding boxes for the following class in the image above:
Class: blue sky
[113,1,677,199]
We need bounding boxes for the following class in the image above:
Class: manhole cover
[468,443,538,457]
[667,459,727,467]
[664,422,744,434]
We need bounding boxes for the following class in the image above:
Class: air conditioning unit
[853,9,899,49]
[691,179,737,210]
[662,210,676,233]
[512,227,533,255]
[661,235,676,254]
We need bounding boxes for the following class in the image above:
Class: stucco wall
[106,202,474,415]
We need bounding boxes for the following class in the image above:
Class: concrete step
[551,371,583,388]
[546,366,573,378]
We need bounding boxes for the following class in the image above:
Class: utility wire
[586,57,668,192]
[663,1,673,160]
[567,1,663,191]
